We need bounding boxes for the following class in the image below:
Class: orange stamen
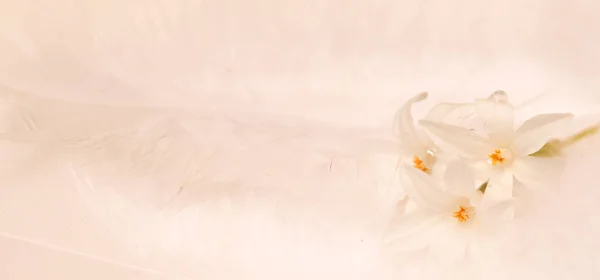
[488,149,505,165]
[452,205,472,223]
[412,156,429,173]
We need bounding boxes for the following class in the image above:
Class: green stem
[530,124,600,157]
[561,124,600,148]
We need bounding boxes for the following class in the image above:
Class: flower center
[487,148,512,166]
[452,205,475,223]
[412,156,429,173]
[412,149,436,173]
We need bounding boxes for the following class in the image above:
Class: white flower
[418,91,573,199]
[393,92,476,177]
[384,161,514,262]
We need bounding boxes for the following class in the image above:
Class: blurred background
[2,0,599,125]
[0,0,599,279]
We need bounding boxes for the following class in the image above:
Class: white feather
[0,1,600,279]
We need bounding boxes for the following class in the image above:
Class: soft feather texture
[1,1,600,279]
[1,85,600,280]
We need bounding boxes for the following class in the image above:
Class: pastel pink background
[0,0,599,279]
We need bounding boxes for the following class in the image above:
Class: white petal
[513,113,574,155]
[512,156,566,188]
[383,209,442,248]
[471,159,493,183]
[477,198,515,226]
[419,120,491,159]
[475,97,515,145]
[443,160,477,196]
[399,166,459,212]
[428,222,467,264]
[403,198,419,215]
[484,170,514,200]
[425,102,476,126]
[427,153,454,183]
[487,90,509,102]
[393,92,432,153]
[387,229,435,253]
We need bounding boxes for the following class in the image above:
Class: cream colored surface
[0,0,599,279]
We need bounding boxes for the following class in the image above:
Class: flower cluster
[384,91,597,261]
